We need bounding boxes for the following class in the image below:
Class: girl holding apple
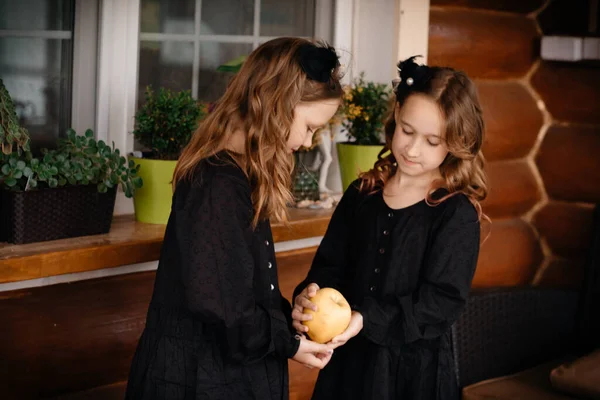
[125,38,342,400]
[292,56,488,400]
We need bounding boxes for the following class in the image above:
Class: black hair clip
[298,43,340,83]
[393,55,431,97]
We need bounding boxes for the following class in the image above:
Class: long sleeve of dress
[293,181,360,300]
[176,173,299,363]
[358,198,480,347]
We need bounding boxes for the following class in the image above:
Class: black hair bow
[298,44,339,83]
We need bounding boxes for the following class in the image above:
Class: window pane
[260,0,315,37]
[138,40,194,105]
[140,0,195,34]
[200,0,254,35]
[0,0,74,31]
[197,42,253,102]
[0,37,73,145]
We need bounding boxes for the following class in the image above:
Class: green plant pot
[130,157,177,224]
[336,142,384,191]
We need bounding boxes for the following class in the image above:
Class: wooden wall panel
[537,0,592,36]
[536,124,600,202]
[531,63,600,124]
[535,258,586,289]
[431,0,545,14]
[533,202,595,258]
[482,160,542,217]
[473,218,543,287]
[1,272,155,399]
[429,8,538,79]
[478,81,543,161]
[1,248,318,399]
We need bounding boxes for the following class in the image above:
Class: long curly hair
[173,37,343,227]
[360,62,488,220]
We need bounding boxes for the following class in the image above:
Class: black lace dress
[126,152,299,400]
[294,181,481,400]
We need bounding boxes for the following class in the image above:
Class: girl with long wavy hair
[126,37,343,400]
[292,56,488,400]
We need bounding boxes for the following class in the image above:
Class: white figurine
[309,127,334,193]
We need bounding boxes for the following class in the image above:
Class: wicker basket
[0,185,117,244]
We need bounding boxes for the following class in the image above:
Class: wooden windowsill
[0,207,333,284]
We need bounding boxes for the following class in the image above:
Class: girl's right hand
[292,335,334,369]
[292,283,320,333]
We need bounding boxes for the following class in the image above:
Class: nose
[303,133,313,149]
[405,136,420,158]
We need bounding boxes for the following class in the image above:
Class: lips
[401,155,419,166]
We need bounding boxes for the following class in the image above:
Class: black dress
[126,152,300,400]
[294,180,481,400]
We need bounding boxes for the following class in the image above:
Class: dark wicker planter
[0,185,117,244]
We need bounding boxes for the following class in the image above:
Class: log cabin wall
[429,0,600,290]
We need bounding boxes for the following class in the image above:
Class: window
[138,0,321,104]
[0,0,98,147]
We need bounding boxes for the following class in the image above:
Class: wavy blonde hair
[173,37,343,226]
[360,66,488,221]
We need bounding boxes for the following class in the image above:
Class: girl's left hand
[329,311,363,349]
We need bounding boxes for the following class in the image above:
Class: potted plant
[337,73,392,190]
[0,129,143,244]
[131,86,207,224]
[1,78,30,155]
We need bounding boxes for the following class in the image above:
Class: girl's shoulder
[430,191,479,227]
[196,151,248,186]
[174,151,251,209]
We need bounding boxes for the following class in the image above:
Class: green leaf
[16,160,26,170]
[58,177,67,186]
[85,129,94,138]
[84,146,97,155]
[31,158,39,167]
[5,177,17,187]
[98,182,107,193]
[48,178,58,188]
[23,167,32,177]
[29,178,37,188]
[1,164,10,175]
[13,170,22,179]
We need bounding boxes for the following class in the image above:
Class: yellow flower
[364,115,369,121]
[357,87,363,93]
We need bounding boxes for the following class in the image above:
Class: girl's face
[287,99,340,153]
[391,94,449,179]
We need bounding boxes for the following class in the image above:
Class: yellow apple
[302,287,352,344]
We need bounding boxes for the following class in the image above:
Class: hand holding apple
[291,335,334,369]
[297,287,352,344]
[329,311,363,349]
[292,283,320,334]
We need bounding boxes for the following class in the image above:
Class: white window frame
[96,0,430,215]
[333,0,429,84]
[0,0,98,136]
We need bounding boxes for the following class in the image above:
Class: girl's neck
[386,168,441,193]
